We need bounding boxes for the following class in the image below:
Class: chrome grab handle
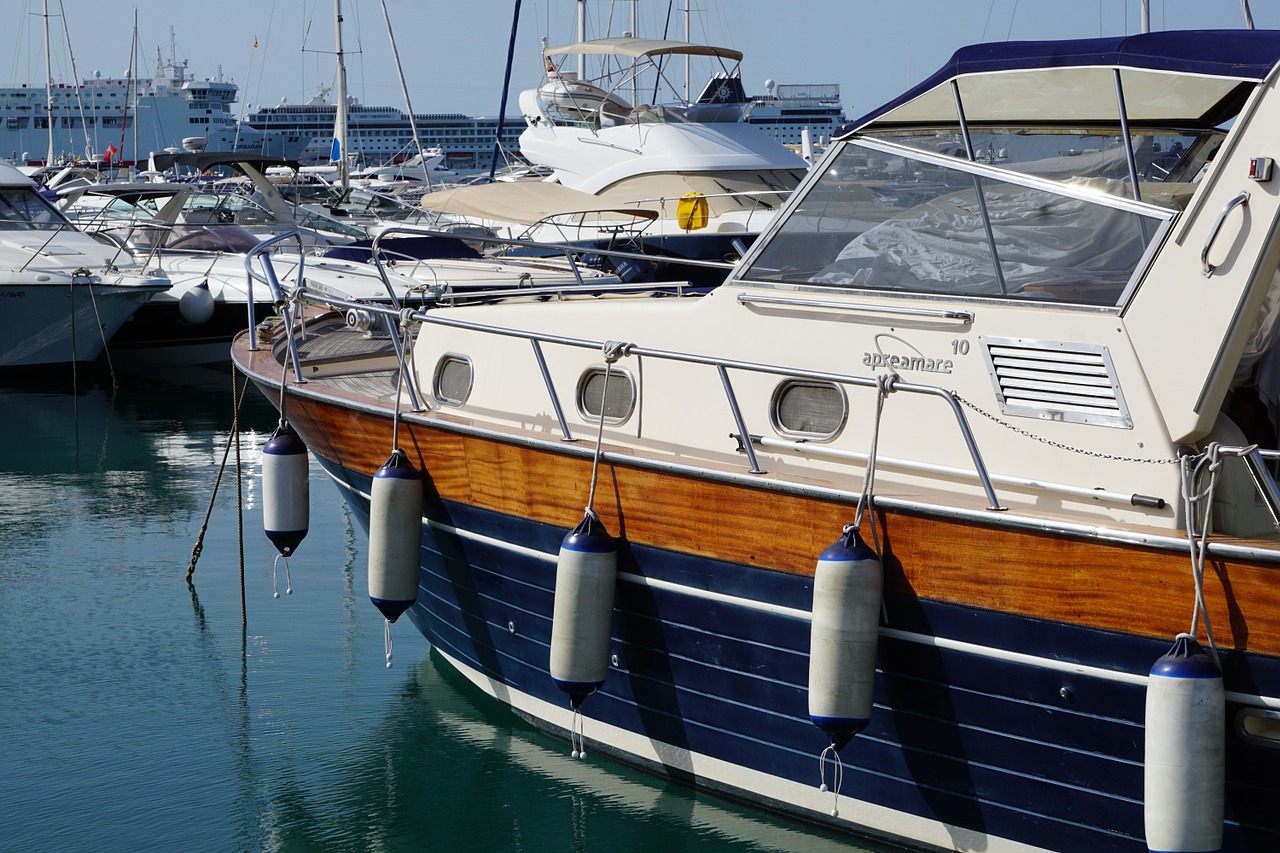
[1201,190,1250,277]
[737,292,975,323]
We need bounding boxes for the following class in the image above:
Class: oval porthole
[770,379,847,440]
[577,366,636,424]
[433,354,473,407]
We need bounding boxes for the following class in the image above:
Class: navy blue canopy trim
[842,29,1280,135]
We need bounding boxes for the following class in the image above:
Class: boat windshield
[867,126,1225,186]
[739,138,1176,308]
[0,187,72,230]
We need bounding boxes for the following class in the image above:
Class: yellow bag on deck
[677,192,709,231]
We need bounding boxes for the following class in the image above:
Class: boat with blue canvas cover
[234,29,1280,852]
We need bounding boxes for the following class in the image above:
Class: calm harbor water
[0,366,881,853]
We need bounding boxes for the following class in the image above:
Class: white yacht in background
[420,37,809,284]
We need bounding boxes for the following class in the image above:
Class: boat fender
[1144,634,1225,853]
[808,527,883,751]
[261,420,309,558]
[368,449,423,623]
[178,279,216,325]
[550,512,617,709]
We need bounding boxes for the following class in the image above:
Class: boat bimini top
[843,29,1280,134]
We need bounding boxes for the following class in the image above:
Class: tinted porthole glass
[772,380,846,439]
[578,368,635,423]
[434,355,472,406]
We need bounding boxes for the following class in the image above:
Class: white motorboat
[420,37,809,283]
[0,163,168,368]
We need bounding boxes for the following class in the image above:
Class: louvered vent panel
[981,338,1132,428]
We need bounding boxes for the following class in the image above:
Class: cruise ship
[244,90,525,172]
[744,81,846,147]
[0,48,309,167]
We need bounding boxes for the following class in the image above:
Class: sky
[7,0,1280,124]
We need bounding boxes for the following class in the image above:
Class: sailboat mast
[577,0,585,79]
[378,0,428,186]
[684,0,690,102]
[333,0,350,188]
[44,0,54,165]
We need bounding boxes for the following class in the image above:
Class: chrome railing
[280,288,1008,511]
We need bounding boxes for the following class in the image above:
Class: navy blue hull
[327,458,1280,853]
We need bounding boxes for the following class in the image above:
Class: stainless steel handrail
[289,289,1006,509]
[737,292,976,323]
[244,232,307,382]
[1201,190,1250,276]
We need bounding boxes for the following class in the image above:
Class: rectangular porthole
[771,379,847,440]
[577,367,636,424]
[433,354,473,407]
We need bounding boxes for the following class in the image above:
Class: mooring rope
[817,744,845,818]
[584,341,631,518]
[186,369,253,581]
[83,274,119,393]
[852,372,895,561]
[1179,446,1223,667]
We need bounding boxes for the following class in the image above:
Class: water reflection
[253,650,871,853]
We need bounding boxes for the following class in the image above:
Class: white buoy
[177,279,216,325]
[550,512,617,709]
[808,527,883,750]
[1144,634,1225,853]
[368,448,423,623]
[261,420,309,557]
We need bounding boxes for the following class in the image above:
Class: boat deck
[284,313,403,400]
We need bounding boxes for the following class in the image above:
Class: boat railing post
[369,227,406,310]
[383,310,424,412]
[717,365,764,474]
[915,385,1004,511]
[244,231,307,382]
[532,339,575,441]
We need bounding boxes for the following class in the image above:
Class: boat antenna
[1242,0,1255,29]
[489,0,524,182]
[378,0,430,188]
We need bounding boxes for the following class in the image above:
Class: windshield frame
[734,134,1179,313]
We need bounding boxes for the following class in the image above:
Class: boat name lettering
[862,351,953,374]
[2,291,25,298]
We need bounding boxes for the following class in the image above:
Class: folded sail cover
[844,30,1280,133]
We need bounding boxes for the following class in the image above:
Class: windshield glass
[0,187,72,230]
[869,127,1224,188]
[740,139,1175,307]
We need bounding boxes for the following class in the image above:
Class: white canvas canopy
[543,37,742,63]
[420,181,658,226]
